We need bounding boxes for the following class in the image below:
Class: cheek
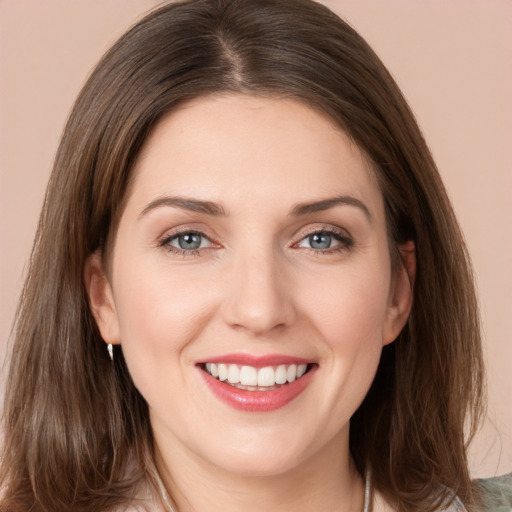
[110,261,220,387]
[299,258,391,397]
[288,262,391,437]
[114,258,215,336]
[300,261,392,348]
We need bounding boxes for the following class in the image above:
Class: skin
[86,95,414,512]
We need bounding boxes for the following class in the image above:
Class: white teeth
[286,364,297,383]
[297,363,307,378]
[204,362,310,388]
[227,365,240,384]
[218,363,228,382]
[257,366,275,387]
[275,365,287,385]
[240,365,257,386]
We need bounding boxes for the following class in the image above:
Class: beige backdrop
[1,0,510,477]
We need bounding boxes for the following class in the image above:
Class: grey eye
[176,233,203,250]
[308,233,332,250]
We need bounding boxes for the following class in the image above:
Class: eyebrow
[139,196,227,217]
[290,195,372,221]
[139,194,371,221]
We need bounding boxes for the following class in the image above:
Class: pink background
[1,0,510,476]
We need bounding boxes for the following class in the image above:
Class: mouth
[201,362,311,391]
[197,356,317,412]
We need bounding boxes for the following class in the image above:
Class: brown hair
[1,1,484,511]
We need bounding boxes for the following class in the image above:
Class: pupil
[310,233,331,250]
[179,233,201,250]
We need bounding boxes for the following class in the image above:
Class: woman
[0,0,503,510]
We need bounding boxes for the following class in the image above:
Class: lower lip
[199,366,317,412]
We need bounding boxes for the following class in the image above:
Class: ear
[84,251,121,345]
[383,240,416,345]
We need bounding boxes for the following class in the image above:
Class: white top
[116,478,469,512]
[373,489,467,512]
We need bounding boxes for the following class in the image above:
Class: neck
[153,428,365,512]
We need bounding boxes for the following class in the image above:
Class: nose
[222,249,295,336]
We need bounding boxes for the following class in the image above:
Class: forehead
[126,94,383,217]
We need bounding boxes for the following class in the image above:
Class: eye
[296,229,352,252]
[302,232,334,250]
[160,230,214,253]
[173,232,204,250]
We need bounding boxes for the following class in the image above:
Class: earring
[107,343,114,361]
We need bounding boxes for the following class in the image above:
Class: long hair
[1,1,484,511]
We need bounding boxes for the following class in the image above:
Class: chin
[210,449,306,478]
[195,426,325,478]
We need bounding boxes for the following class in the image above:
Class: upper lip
[197,353,314,367]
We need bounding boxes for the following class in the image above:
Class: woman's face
[88,95,413,477]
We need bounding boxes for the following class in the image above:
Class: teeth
[297,363,307,378]
[287,364,297,383]
[227,365,240,384]
[204,362,310,387]
[240,365,257,386]
[257,367,275,387]
[218,363,228,382]
[275,365,287,384]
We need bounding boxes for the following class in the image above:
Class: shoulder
[444,473,512,512]
[372,489,468,512]
[372,491,468,511]
[474,473,512,512]
[442,496,469,511]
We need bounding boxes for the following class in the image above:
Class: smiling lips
[199,355,316,412]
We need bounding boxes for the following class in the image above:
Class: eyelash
[293,227,354,255]
[157,227,354,256]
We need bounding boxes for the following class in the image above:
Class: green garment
[475,473,512,512]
